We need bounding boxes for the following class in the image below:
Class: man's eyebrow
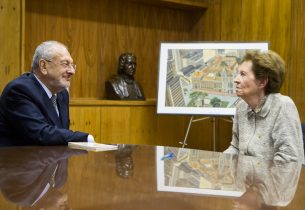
[60,60,72,63]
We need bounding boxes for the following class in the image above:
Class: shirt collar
[247,95,270,118]
[33,73,54,99]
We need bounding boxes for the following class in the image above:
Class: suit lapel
[30,73,64,128]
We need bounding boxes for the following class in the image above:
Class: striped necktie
[51,94,59,116]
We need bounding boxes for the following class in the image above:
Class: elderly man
[0,40,94,146]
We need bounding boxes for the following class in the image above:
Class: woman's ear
[258,78,268,89]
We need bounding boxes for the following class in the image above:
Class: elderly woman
[224,50,304,163]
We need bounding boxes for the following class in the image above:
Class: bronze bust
[105,53,145,100]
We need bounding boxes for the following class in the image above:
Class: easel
[179,116,233,151]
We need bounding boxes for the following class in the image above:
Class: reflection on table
[0,144,304,210]
[0,146,86,210]
[157,146,302,210]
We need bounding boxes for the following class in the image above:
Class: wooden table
[0,145,304,210]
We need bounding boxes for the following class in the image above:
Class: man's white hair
[31,41,68,72]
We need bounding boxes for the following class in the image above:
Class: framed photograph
[157,42,269,116]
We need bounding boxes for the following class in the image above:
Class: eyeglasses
[44,58,77,70]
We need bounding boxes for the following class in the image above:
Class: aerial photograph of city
[165,49,243,108]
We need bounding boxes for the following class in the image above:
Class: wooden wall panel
[220,0,291,95]
[219,0,241,41]
[191,0,221,40]
[97,105,187,147]
[289,0,305,121]
[70,103,227,151]
[241,0,291,96]
[25,0,203,99]
[69,106,101,140]
[0,0,21,93]
[215,117,233,151]
[100,106,133,144]
[187,116,214,149]
[129,106,158,145]
[155,114,187,147]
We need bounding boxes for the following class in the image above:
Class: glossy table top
[0,144,304,210]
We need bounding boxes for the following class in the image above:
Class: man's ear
[38,59,48,75]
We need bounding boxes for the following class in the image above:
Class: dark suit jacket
[0,72,88,146]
